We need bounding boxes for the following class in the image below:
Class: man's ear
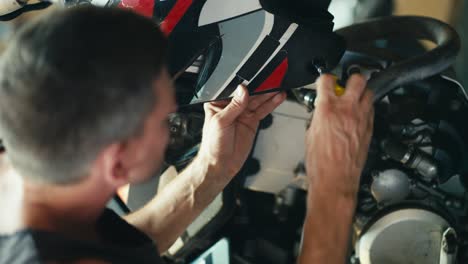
[95,142,130,189]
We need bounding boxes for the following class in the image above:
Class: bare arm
[299,74,374,263]
[299,185,357,263]
[124,86,286,253]
[123,155,226,253]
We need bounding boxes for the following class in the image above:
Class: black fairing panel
[259,0,333,26]
[279,28,345,89]
[150,0,344,105]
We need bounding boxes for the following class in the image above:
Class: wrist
[307,166,360,202]
[191,153,224,182]
[301,183,357,264]
[195,147,240,180]
[308,183,358,211]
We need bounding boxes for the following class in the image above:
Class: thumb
[215,85,249,126]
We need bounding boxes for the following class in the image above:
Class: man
[0,6,373,264]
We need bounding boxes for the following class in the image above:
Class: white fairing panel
[190,10,274,104]
[90,0,110,7]
[244,100,311,194]
[198,0,262,26]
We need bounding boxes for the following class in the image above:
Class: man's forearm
[298,186,356,264]
[299,74,372,263]
[124,155,229,253]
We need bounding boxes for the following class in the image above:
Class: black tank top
[0,209,164,263]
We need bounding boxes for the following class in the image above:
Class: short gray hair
[0,6,167,184]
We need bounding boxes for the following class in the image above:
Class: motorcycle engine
[300,16,467,264]
[2,0,466,263]
[351,67,468,264]
[161,59,468,264]
[131,10,468,264]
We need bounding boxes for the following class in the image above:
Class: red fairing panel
[118,0,194,36]
[160,0,194,35]
[254,58,288,93]
[118,0,155,18]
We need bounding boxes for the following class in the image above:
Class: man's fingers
[203,102,216,121]
[368,108,375,132]
[365,107,375,146]
[215,85,249,126]
[206,91,276,115]
[247,91,277,111]
[343,74,367,102]
[252,92,286,120]
[210,99,230,108]
[360,89,374,114]
[315,74,336,106]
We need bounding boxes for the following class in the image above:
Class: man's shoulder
[0,230,42,264]
[0,209,163,264]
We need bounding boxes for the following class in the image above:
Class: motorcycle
[2,0,466,263]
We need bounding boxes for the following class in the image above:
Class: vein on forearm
[124,156,229,253]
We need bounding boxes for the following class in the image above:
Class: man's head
[0,6,176,186]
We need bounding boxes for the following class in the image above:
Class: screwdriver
[301,63,346,109]
[314,63,346,97]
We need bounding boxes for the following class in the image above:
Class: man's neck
[0,166,115,241]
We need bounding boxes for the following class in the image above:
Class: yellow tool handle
[332,76,345,96]
[335,84,345,96]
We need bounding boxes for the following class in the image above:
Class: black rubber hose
[0,2,51,21]
[336,16,461,102]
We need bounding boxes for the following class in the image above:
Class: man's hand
[306,74,374,199]
[125,87,285,253]
[197,85,286,179]
[299,74,374,264]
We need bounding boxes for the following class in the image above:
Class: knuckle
[342,100,356,112]
[211,114,223,125]
[352,73,366,82]
[317,75,335,91]
[204,103,214,112]
[348,74,366,88]
[317,97,329,106]
[320,74,335,84]
[317,100,334,113]
[230,98,243,108]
